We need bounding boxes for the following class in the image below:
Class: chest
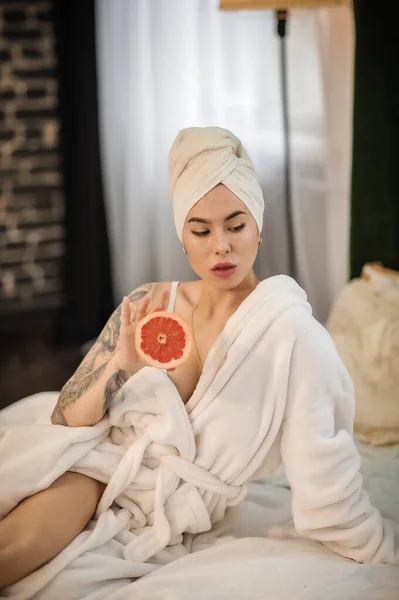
[167,320,224,405]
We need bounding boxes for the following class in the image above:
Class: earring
[183,246,187,254]
[258,237,263,246]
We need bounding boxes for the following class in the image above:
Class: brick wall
[0,0,64,314]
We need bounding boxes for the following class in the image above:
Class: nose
[213,230,231,255]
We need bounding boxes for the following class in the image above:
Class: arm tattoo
[59,361,108,403]
[103,369,129,414]
[129,286,152,301]
[51,283,153,422]
[98,285,152,354]
[100,307,121,353]
[51,403,68,426]
[51,361,108,422]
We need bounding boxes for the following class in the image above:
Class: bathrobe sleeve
[280,310,399,565]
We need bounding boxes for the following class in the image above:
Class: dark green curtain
[350,1,399,278]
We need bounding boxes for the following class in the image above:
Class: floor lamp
[219,0,347,279]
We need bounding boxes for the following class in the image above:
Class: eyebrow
[187,210,246,225]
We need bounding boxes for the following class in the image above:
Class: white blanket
[1,275,399,600]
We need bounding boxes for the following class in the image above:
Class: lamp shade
[220,0,347,9]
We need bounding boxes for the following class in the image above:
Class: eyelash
[192,224,246,237]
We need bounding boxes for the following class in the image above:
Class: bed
[1,392,398,600]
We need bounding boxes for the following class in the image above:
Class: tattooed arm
[51,283,153,427]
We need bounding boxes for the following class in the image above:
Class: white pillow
[326,264,399,446]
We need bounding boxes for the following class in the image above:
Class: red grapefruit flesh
[134,311,192,370]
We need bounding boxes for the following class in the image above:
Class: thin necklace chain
[191,277,260,370]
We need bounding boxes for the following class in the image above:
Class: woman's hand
[118,286,171,374]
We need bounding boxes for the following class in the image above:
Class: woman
[0,127,397,592]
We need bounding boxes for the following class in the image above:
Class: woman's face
[181,184,260,288]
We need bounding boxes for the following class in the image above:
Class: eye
[192,230,210,237]
[230,224,245,232]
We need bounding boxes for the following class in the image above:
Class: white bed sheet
[1,393,399,600]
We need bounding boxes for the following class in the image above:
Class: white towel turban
[168,126,265,241]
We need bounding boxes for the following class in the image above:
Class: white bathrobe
[1,275,398,599]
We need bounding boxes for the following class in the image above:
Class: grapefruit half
[134,311,192,370]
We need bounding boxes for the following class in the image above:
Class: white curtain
[316,6,355,312]
[96,0,354,323]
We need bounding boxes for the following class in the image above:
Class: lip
[211,262,236,271]
[211,263,237,278]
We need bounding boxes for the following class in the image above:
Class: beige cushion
[326,263,399,446]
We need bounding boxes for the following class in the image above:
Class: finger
[130,303,136,322]
[120,297,131,327]
[135,296,151,322]
[161,287,170,311]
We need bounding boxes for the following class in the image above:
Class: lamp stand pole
[276,9,297,279]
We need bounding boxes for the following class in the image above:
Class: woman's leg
[0,472,105,590]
